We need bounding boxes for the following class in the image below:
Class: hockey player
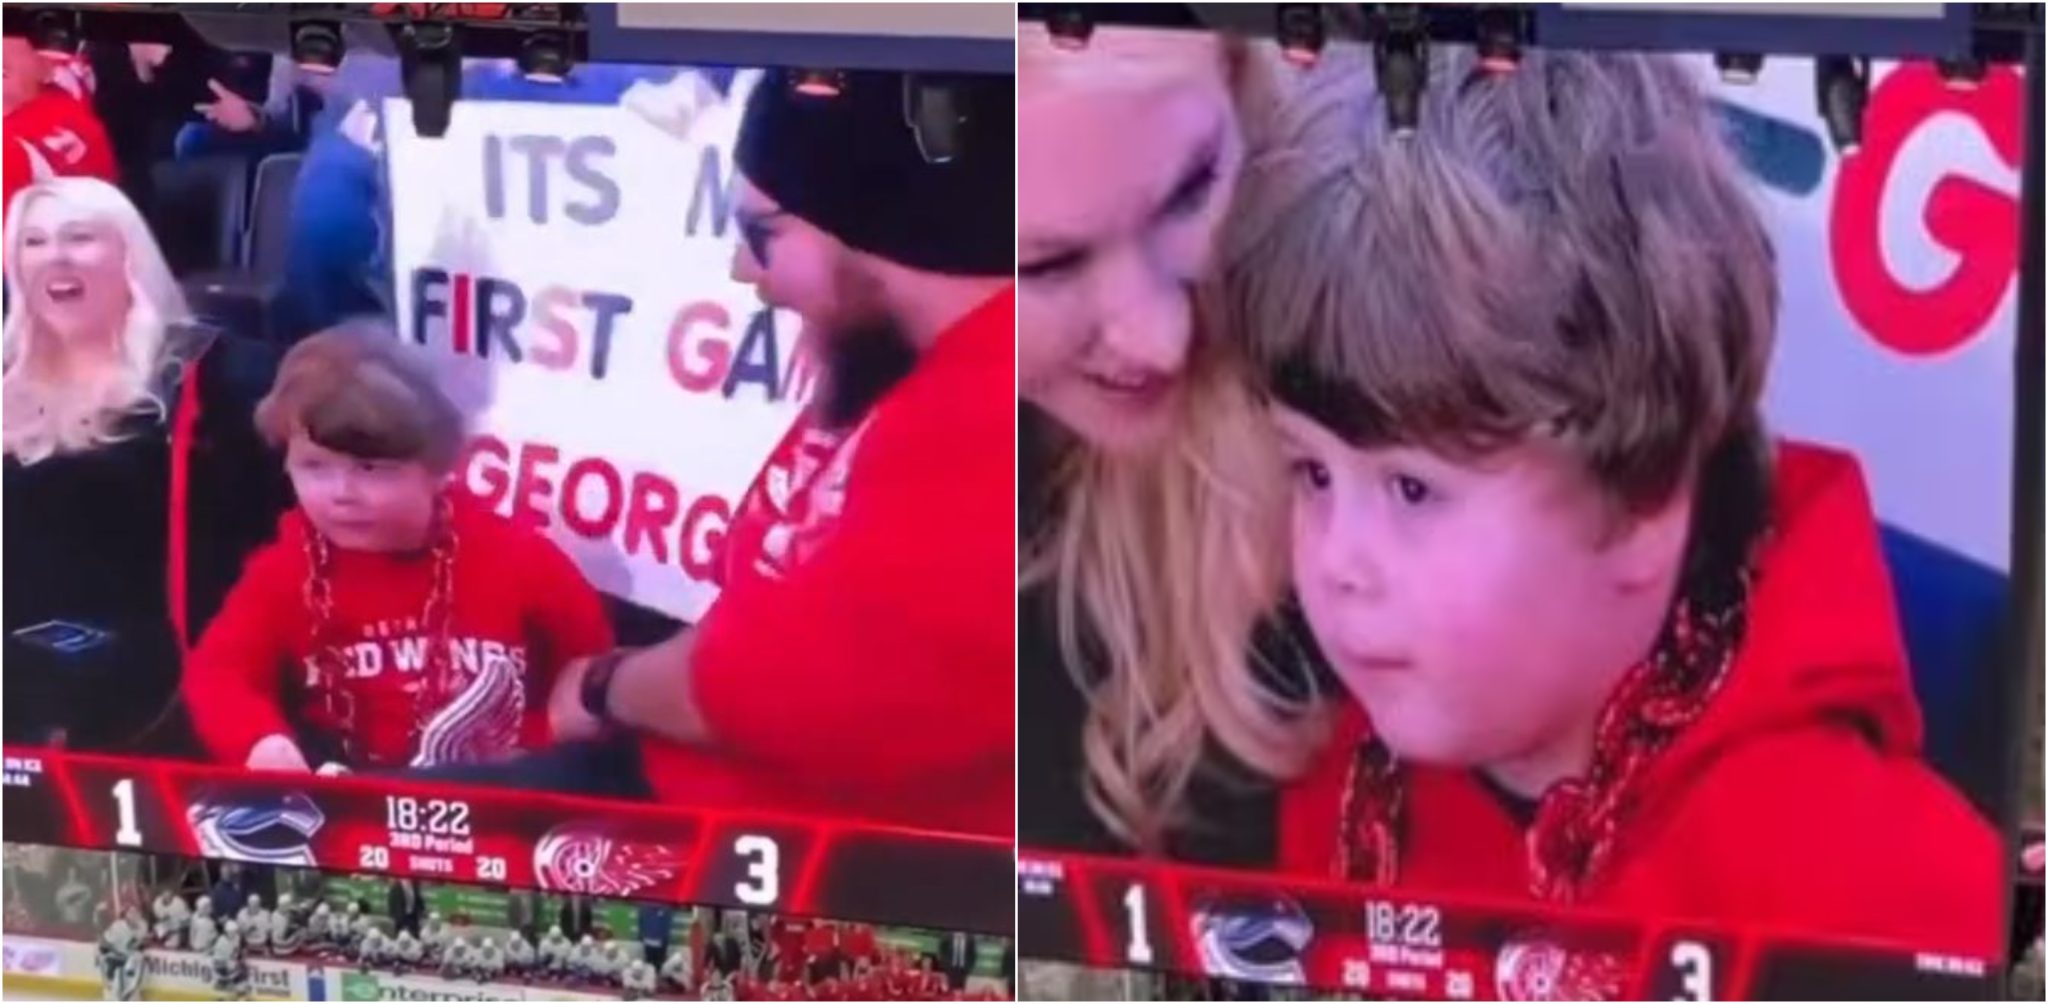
[661,944,694,993]
[268,893,302,954]
[150,889,190,948]
[212,920,250,1001]
[476,937,507,983]
[239,895,270,956]
[505,930,536,977]
[188,896,220,954]
[357,925,392,970]
[608,939,639,984]
[305,901,333,950]
[539,925,572,976]
[97,906,145,1001]
[441,935,475,981]
[420,910,450,965]
[620,958,658,1000]
[341,902,370,955]
[394,927,425,969]
[568,934,605,983]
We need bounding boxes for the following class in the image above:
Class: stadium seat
[146,155,249,277]
[178,152,304,342]
[244,153,304,281]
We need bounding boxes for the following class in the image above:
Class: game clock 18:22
[1365,899,1444,949]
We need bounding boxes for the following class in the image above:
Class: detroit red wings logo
[532,823,682,896]
[412,644,526,768]
[1494,931,1625,1001]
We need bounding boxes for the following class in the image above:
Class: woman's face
[1017,28,1242,453]
[15,197,134,346]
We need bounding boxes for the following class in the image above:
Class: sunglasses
[737,209,788,268]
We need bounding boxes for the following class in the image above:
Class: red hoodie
[1279,442,2002,958]
[3,86,117,219]
[637,288,1016,837]
[186,495,614,768]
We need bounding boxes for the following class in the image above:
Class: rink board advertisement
[0,935,617,1001]
[0,937,310,1000]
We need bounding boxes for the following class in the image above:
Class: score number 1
[1121,883,1155,965]
[110,778,143,847]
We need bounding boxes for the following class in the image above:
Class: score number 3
[1669,940,1713,1002]
[733,835,779,906]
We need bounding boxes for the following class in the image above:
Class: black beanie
[734,69,1014,277]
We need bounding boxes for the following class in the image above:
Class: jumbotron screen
[1014,13,2030,1002]
[1,8,1016,945]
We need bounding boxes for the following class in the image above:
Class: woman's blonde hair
[1021,28,1325,849]
[3,177,191,464]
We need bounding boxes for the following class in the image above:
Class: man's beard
[815,317,918,431]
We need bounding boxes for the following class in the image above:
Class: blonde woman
[4,176,188,462]
[1017,22,1325,861]
[3,177,290,753]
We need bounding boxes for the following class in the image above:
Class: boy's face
[1274,406,1685,786]
[285,433,443,553]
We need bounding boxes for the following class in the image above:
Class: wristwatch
[578,649,632,723]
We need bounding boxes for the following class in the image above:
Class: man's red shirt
[638,288,1016,837]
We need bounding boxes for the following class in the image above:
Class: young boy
[1211,46,2002,959]
[184,324,613,771]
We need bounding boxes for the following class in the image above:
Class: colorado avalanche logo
[187,792,325,866]
[532,823,682,896]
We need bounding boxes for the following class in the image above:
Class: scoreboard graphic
[3,748,1013,936]
[1018,850,1998,1000]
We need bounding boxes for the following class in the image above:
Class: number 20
[733,835,779,906]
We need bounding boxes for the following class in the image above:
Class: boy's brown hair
[255,321,465,472]
[1212,44,1778,561]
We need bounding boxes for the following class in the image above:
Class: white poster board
[386,69,809,622]
[1704,55,2023,573]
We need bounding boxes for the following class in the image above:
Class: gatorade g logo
[1831,62,2023,357]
